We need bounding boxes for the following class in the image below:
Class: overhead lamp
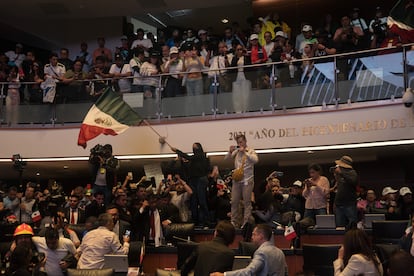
[221,18,229,24]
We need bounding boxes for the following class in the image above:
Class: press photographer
[89,144,119,205]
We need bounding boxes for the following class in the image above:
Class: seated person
[357,189,385,214]
[281,180,306,223]
[253,179,284,226]
[380,187,401,220]
[398,187,414,220]
[180,220,235,276]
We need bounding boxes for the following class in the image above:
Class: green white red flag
[78,88,141,148]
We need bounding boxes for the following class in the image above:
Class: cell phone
[125,230,131,236]
[128,171,133,180]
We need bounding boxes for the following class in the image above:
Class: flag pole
[141,120,172,148]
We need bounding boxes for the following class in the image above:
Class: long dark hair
[343,228,381,271]
[193,142,205,157]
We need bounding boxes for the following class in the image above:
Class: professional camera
[402,88,414,108]
[89,144,119,169]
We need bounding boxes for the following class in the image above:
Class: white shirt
[44,63,66,78]
[164,59,183,79]
[129,57,145,85]
[140,62,159,87]
[208,54,233,77]
[131,38,153,50]
[77,226,129,269]
[109,63,132,92]
[264,42,275,61]
[32,236,76,276]
[5,51,25,67]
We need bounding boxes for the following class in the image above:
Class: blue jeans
[186,78,203,96]
[335,205,357,229]
[304,208,327,222]
[190,176,209,226]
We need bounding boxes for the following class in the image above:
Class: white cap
[198,29,207,36]
[169,46,179,55]
[292,180,302,188]
[400,187,412,196]
[302,25,313,32]
[382,186,398,196]
[275,31,287,38]
[250,34,259,40]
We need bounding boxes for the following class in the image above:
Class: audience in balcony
[162,46,184,97]
[140,51,161,98]
[92,37,113,64]
[109,53,132,94]
[181,42,204,96]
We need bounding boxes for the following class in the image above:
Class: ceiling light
[0,139,413,163]
[221,18,229,24]
[147,13,167,28]
[36,172,40,176]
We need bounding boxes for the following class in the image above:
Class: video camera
[89,144,119,169]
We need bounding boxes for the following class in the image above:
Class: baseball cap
[335,156,353,169]
[275,31,287,38]
[169,46,179,55]
[400,187,412,196]
[302,25,313,32]
[14,223,34,237]
[120,35,128,40]
[198,29,207,36]
[292,180,302,188]
[250,34,259,41]
[382,186,398,196]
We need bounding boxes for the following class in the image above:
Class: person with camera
[226,134,259,229]
[369,7,388,48]
[206,41,232,93]
[302,163,330,222]
[333,156,358,230]
[89,144,118,205]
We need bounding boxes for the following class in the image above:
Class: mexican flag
[388,0,414,43]
[78,88,141,148]
[284,223,297,241]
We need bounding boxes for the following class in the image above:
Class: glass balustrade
[0,43,412,126]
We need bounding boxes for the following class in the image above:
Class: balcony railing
[0,43,413,126]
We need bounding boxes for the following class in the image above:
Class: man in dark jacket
[333,155,358,229]
[180,220,235,276]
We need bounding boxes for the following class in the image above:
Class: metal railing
[0,43,412,126]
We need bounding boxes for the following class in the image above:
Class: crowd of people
[0,6,406,124]
[1,136,414,274]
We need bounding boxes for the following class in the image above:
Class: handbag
[232,155,246,182]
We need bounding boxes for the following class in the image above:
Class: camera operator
[369,7,388,48]
[332,156,358,230]
[89,144,119,205]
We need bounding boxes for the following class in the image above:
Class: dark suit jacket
[180,237,235,276]
[117,219,131,243]
[64,207,86,224]
[133,205,180,243]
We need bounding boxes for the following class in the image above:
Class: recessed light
[63,165,69,169]
[307,150,314,154]
[221,18,229,24]
[36,172,40,176]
